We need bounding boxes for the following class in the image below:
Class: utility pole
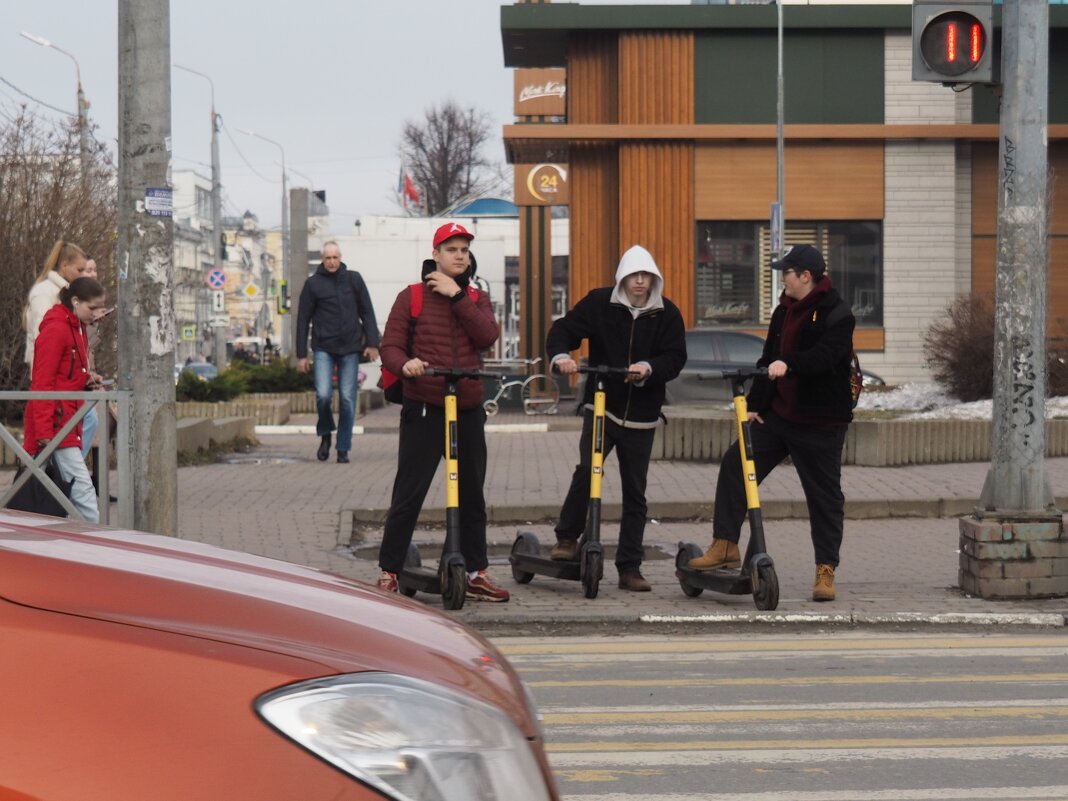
[117,0,177,536]
[961,0,1065,599]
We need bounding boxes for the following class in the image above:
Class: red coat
[24,304,91,455]
[380,282,499,410]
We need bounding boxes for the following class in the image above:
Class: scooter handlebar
[550,363,639,377]
[424,367,497,381]
[698,366,769,381]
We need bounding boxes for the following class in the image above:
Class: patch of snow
[859,382,1068,420]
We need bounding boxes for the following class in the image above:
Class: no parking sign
[207,269,226,289]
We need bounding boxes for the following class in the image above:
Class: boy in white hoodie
[546,245,687,591]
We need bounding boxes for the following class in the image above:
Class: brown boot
[687,539,741,571]
[618,569,651,592]
[813,564,836,602]
[550,538,580,561]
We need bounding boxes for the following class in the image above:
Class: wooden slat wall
[568,33,618,125]
[615,32,696,324]
[519,206,553,361]
[694,142,885,220]
[569,145,620,306]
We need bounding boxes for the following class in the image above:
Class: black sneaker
[337,451,349,463]
[316,435,330,461]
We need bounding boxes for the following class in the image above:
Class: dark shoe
[813,564,836,602]
[688,539,741,571]
[316,435,330,461]
[550,538,580,561]
[337,451,349,463]
[618,569,651,592]
[466,571,510,602]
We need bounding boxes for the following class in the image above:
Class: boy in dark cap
[688,244,855,602]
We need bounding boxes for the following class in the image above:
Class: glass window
[719,332,765,363]
[696,221,883,327]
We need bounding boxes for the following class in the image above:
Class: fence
[0,390,133,527]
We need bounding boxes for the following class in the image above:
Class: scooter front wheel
[442,563,467,610]
[581,550,603,599]
[752,562,779,611]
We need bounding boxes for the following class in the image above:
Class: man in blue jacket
[547,244,687,592]
[296,241,380,463]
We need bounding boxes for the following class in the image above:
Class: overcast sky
[0,0,678,235]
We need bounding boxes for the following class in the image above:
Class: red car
[0,509,557,801]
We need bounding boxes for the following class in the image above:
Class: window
[696,221,883,327]
[196,186,212,221]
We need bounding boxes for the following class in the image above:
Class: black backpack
[823,301,863,409]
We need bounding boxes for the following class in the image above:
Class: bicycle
[483,358,560,416]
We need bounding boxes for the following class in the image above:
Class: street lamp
[236,128,289,354]
[175,63,227,367]
[21,30,90,172]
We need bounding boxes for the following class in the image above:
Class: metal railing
[0,390,133,527]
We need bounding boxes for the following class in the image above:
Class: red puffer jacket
[380,281,499,410]
[24,304,91,456]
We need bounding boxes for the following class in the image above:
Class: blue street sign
[207,269,226,289]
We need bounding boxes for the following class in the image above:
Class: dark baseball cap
[771,244,826,278]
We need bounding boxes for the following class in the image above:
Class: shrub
[175,368,247,402]
[225,360,314,393]
[924,295,1068,401]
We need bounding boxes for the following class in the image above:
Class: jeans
[80,404,98,459]
[313,351,359,453]
[555,412,656,572]
[52,446,99,523]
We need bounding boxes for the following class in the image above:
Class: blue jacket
[295,263,380,358]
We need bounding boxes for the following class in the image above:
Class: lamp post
[236,128,289,354]
[175,64,228,368]
[21,30,91,177]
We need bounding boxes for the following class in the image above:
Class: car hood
[0,511,533,731]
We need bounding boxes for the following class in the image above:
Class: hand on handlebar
[552,357,578,375]
[402,358,429,378]
[624,363,650,383]
[767,360,788,380]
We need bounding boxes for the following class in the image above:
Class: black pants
[714,411,847,567]
[555,411,656,572]
[378,400,489,573]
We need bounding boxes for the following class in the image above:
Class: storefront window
[695,221,883,327]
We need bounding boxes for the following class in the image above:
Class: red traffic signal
[912,2,994,84]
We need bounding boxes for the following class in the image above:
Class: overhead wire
[220,120,279,184]
[0,76,74,116]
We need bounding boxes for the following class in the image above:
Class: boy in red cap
[375,222,509,602]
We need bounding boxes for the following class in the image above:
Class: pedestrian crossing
[495,633,1068,801]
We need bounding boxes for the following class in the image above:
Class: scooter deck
[510,552,582,581]
[398,565,445,595]
[676,566,753,595]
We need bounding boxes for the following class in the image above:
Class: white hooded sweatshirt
[610,245,665,318]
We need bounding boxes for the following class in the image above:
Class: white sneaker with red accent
[466,570,510,602]
[376,571,398,593]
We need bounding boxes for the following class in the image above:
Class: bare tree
[400,101,492,216]
[0,108,116,420]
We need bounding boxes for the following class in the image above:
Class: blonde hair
[34,239,86,284]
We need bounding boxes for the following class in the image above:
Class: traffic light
[912,1,994,84]
[277,279,290,314]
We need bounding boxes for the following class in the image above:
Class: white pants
[52,446,99,524]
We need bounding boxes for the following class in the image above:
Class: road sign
[208,316,230,329]
[212,290,226,312]
[207,269,226,289]
[180,325,196,341]
[242,282,260,299]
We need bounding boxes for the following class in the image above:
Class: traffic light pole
[117,0,177,536]
[960,0,1067,600]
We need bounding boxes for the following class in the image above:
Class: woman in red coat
[24,277,106,523]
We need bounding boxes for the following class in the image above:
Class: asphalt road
[493,631,1068,801]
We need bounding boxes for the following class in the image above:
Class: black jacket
[748,287,855,423]
[295,263,380,358]
[546,288,687,425]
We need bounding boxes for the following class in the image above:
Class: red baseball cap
[432,222,474,249]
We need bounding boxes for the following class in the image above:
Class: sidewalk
[175,403,1068,628]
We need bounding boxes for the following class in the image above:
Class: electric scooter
[675,366,780,611]
[398,366,495,610]
[509,364,635,599]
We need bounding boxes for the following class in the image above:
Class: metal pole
[20,31,90,181]
[117,0,177,535]
[978,0,1055,517]
[776,0,784,257]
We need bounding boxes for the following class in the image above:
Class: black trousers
[555,411,656,572]
[378,400,489,573]
[713,411,847,567]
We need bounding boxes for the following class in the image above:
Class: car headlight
[256,673,553,801]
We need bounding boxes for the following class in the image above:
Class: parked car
[665,328,884,405]
[0,509,558,801]
[179,361,219,382]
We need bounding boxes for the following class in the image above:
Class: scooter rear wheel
[510,531,539,584]
[400,544,421,597]
[753,562,779,611]
[442,562,467,611]
[675,542,704,598]
[581,550,602,599]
